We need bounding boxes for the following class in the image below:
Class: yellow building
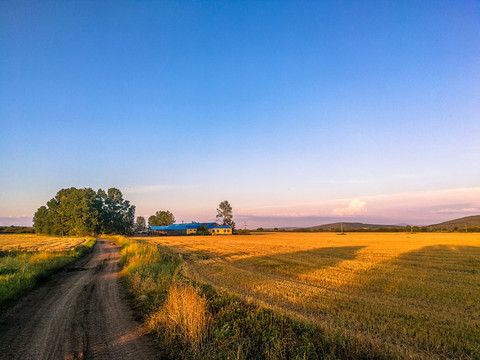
[209,226,232,235]
[150,222,232,236]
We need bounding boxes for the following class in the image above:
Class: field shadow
[319,244,480,358]
[180,250,251,261]
[394,244,480,270]
[232,246,366,276]
[362,244,480,292]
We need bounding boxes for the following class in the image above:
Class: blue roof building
[149,222,232,236]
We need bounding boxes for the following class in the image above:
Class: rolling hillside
[429,215,480,230]
[302,222,404,231]
[289,215,480,231]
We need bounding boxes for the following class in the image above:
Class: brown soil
[0,239,158,360]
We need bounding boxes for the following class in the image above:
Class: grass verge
[0,237,96,308]
[113,236,397,360]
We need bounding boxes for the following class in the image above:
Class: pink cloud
[332,199,367,216]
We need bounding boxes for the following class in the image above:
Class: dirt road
[0,239,158,360]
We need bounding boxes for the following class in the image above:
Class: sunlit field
[140,232,480,359]
[0,234,89,252]
[0,234,95,307]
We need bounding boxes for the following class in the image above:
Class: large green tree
[33,187,135,236]
[216,200,235,230]
[148,210,175,226]
[95,188,135,235]
[33,187,99,236]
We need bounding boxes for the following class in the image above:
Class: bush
[196,224,210,236]
[235,229,251,235]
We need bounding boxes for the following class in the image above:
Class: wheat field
[0,235,96,306]
[0,234,89,252]
[141,232,480,359]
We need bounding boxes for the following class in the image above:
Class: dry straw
[148,283,211,349]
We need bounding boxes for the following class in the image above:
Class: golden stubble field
[141,232,480,359]
[0,234,96,307]
[0,234,90,252]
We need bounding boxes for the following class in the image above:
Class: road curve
[0,239,158,360]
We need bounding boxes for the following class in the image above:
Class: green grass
[0,238,96,308]
[106,236,181,315]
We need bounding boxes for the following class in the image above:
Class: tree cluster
[33,187,135,236]
[148,210,175,226]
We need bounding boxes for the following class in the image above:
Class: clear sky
[1,1,479,228]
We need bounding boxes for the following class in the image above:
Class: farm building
[149,222,232,236]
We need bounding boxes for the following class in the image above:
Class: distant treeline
[0,226,35,234]
[33,187,135,236]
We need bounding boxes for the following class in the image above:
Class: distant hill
[285,215,480,232]
[429,215,480,230]
[300,222,404,231]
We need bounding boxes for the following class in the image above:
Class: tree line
[0,226,34,234]
[33,187,135,236]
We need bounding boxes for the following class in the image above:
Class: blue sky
[1,1,479,228]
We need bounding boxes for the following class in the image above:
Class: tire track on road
[0,239,157,360]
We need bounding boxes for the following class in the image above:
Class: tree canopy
[135,216,147,232]
[95,188,135,235]
[148,210,175,226]
[216,200,235,230]
[33,187,135,236]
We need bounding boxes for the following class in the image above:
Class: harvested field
[140,232,480,359]
[0,234,89,252]
[0,234,95,306]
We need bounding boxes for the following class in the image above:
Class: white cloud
[332,199,367,216]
